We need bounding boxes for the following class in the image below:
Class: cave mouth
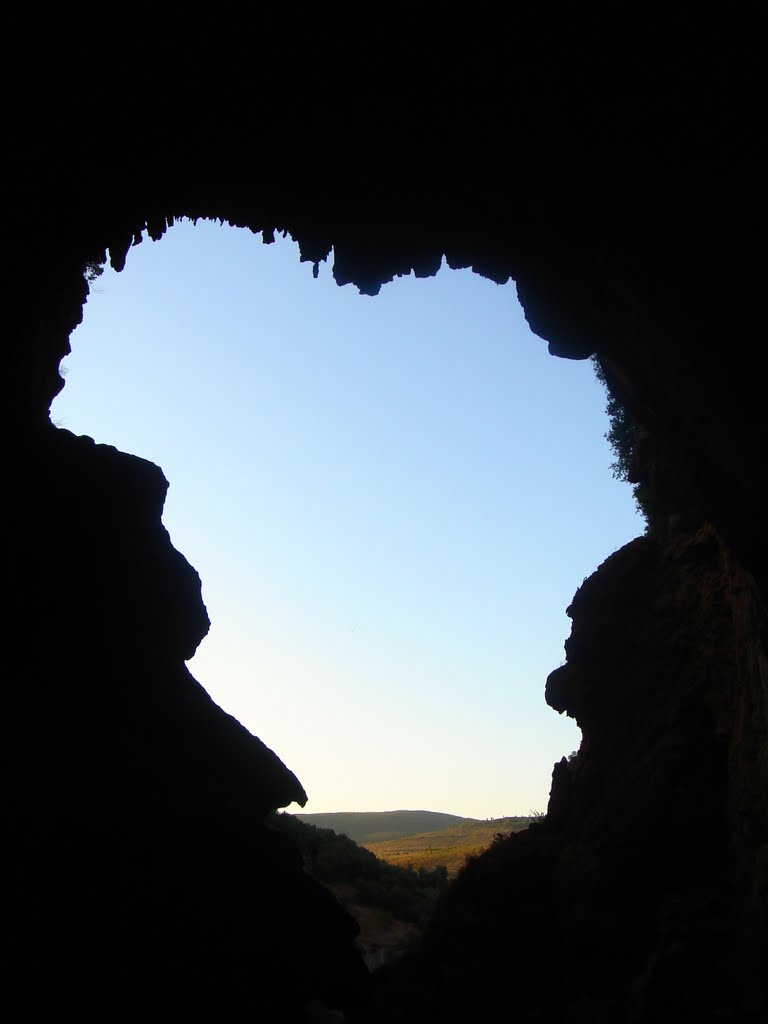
[53,218,641,821]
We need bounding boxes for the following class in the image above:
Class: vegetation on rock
[592,355,651,523]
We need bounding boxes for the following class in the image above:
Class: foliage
[591,356,651,523]
[269,812,448,928]
[85,260,104,283]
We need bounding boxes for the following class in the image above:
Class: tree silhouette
[592,356,650,523]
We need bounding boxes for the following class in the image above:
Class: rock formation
[373,525,766,1021]
[6,55,765,1021]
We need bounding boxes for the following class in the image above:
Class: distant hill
[293,810,477,845]
[363,816,535,877]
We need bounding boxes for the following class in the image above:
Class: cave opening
[53,218,642,821]
[8,63,766,1021]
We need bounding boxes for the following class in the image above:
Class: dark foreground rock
[370,525,767,1022]
[6,427,369,1021]
[5,54,767,1022]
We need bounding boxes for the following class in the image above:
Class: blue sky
[54,220,642,818]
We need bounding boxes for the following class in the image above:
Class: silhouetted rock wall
[375,525,765,1021]
[6,55,766,1021]
[6,426,369,1020]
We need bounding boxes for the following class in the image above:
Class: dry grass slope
[363,817,534,877]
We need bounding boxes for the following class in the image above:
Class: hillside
[269,812,449,968]
[363,816,535,877]
[294,809,476,845]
